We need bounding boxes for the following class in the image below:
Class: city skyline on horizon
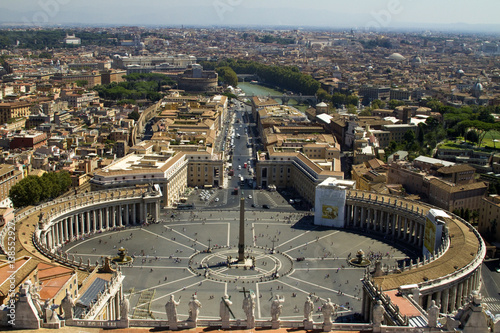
[1,0,500,34]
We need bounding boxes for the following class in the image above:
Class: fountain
[112,247,133,265]
[348,249,371,267]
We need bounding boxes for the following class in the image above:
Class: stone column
[367,209,373,229]
[385,212,390,235]
[92,210,96,232]
[457,282,464,307]
[345,205,351,226]
[403,217,408,240]
[353,206,359,227]
[105,207,109,229]
[441,288,449,314]
[361,207,366,229]
[156,201,160,222]
[132,203,137,225]
[49,228,54,249]
[391,214,396,236]
[436,290,442,311]
[116,205,121,227]
[125,204,129,226]
[449,285,457,313]
[474,270,481,290]
[65,219,70,242]
[111,206,116,228]
[69,216,74,240]
[61,220,66,243]
[76,214,81,235]
[54,222,60,246]
[79,213,84,234]
[86,211,91,234]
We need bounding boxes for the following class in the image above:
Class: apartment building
[0,101,31,124]
[91,150,223,207]
[388,159,487,213]
[0,164,23,207]
[255,151,343,205]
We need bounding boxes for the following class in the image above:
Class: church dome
[387,53,406,62]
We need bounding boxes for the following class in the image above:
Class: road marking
[256,283,261,319]
[141,279,203,308]
[278,228,317,250]
[287,276,359,300]
[294,267,364,271]
[141,228,194,250]
[125,265,193,270]
[131,275,198,296]
[283,231,339,254]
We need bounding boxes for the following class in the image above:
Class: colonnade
[347,193,485,315]
[38,193,161,251]
[421,268,482,313]
[345,204,425,248]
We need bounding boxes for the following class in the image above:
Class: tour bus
[244,162,247,169]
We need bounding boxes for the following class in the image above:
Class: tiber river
[238,82,310,111]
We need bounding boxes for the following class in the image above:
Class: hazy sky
[1,0,499,31]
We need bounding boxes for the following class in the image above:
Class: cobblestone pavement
[61,209,415,323]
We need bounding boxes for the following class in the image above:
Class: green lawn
[481,130,500,149]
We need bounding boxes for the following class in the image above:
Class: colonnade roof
[2,187,151,290]
[373,217,480,291]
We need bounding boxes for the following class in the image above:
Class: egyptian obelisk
[238,197,245,261]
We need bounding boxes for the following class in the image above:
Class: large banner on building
[422,209,447,259]
[314,179,355,228]
[423,217,436,254]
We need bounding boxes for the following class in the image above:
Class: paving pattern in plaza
[62,210,415,322]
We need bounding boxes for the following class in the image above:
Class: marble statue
[61,289,75,320]
[188,295,202,323]
[427,300,439,328]
[373,300,385,327]
[165,295,180,328]
[271,295,285,322]
[42,300,51,322]
[120,297,130,321]
[243,291,256,328]
[321,298,335,325]
[220,294,233,322]
[304,296,314,322]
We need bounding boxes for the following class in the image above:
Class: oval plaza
[0,172,489,332]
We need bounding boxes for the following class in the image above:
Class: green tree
[9,176,42,208]
[9,171,71,208]
[387,100,405,110]
[75,80,88,87]
[128,110,140,121]
[371,99,385,110]
[403,130,416,144]
[347,105,357,114]
[465,130,479,144]
[316,88,331,102]
[359,109,372,116]
[217,66,238,87]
